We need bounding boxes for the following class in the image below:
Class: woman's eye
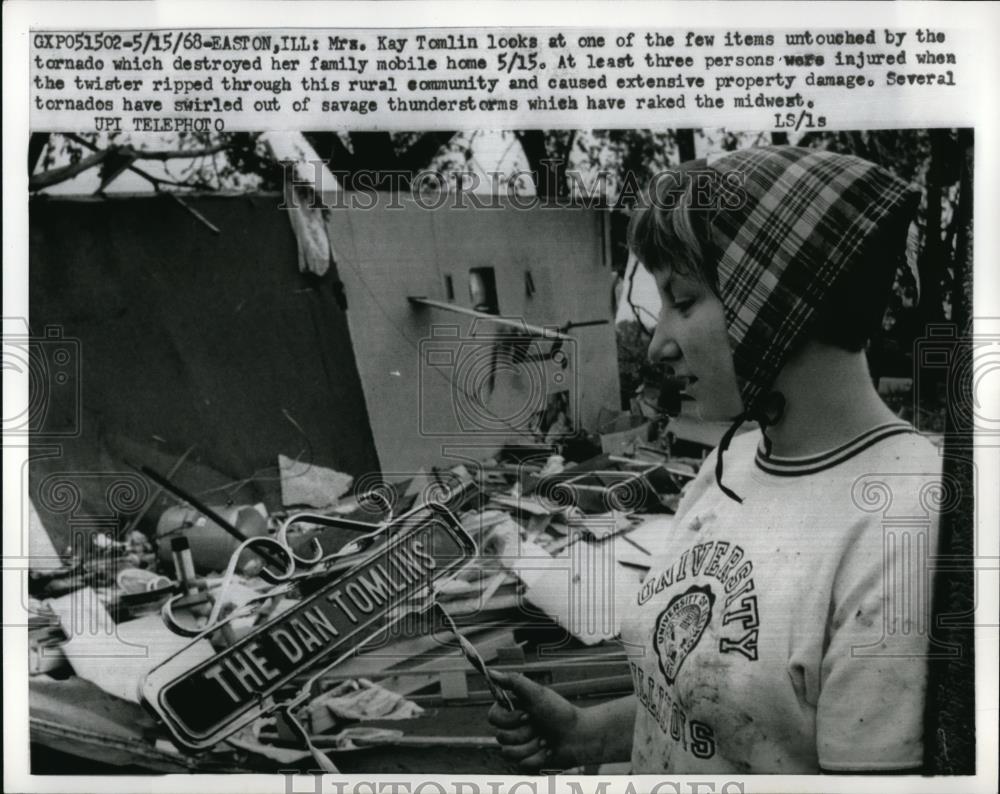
[673,298,695,312]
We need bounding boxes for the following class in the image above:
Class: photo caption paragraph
[31,27,967,132]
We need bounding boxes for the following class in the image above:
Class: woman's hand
[487,671,585,772]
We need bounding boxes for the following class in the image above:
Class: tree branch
[395,132,455,173]
[69,134,212,189]
[29,149,111,190]
[29,135,230,191]
[28,133,51,175]
[130,142,230,161]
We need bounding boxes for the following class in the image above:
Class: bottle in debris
[169,536,213,624]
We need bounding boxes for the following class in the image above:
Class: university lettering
[637,539,761,662]
[638,541,750,606]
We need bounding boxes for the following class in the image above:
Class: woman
[489,146,942,774]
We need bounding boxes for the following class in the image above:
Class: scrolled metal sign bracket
[140,502,477,753]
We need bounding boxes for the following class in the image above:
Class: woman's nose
[647,321,680,366]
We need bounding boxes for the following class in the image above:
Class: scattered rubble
[29,418,722,772]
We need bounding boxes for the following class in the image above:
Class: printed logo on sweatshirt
[654,584,715,684]
[639,539,760,663]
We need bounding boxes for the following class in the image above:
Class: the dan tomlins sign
[140,503,476,749]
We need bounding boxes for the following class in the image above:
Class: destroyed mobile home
[24,174,744,774]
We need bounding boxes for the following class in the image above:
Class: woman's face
[647,267,744,421]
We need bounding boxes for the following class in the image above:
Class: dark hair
[627,166,721,293]
[627,164,909,353]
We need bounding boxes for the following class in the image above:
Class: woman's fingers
[499,736,549,766]
[494,724,535,745]
[487,703,528,728]
[517,746,556,773]
[489,672,575,772]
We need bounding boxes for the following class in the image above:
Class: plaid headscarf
[704,145,919,414]
[672,146,919,500]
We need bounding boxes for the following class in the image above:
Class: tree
[301,131,458,191]
[30,131,278,193]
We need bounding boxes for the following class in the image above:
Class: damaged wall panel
[329,197,619,474]
[28,194,380,551]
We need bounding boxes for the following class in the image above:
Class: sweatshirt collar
[754,420,915,477]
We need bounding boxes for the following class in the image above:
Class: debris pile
[28,416,722,773]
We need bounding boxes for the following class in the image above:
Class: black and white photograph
[4,3,998,794]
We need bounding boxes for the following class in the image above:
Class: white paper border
[4,2,999,793]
